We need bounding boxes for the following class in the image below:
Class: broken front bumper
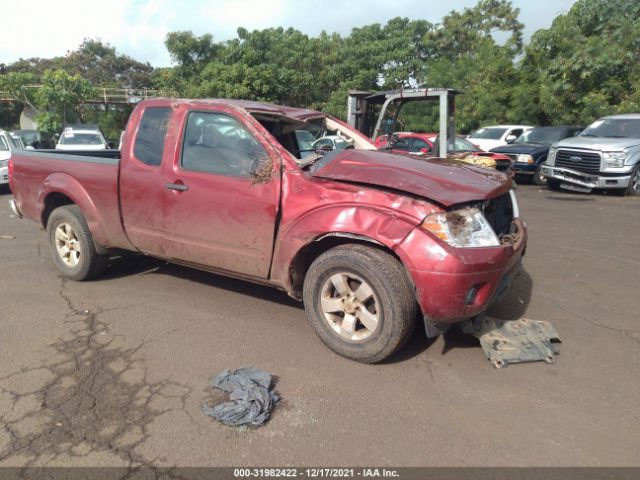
[396,218,527,327]
[542,166,631,190]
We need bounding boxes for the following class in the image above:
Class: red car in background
[375,132,514,172]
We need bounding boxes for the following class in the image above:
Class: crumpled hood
[557,136,640,151]
[312,149,511,207]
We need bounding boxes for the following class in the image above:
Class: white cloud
[0,0,577,69]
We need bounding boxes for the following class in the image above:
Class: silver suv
[542,114,640,196]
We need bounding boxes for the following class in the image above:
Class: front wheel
[626,165,640,196]
[302,244,416,363]
[47,205,108,281]
[533,165,548,186]
[547,178,562,191]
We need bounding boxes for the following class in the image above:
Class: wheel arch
[41,191,75,229]
[37,172,110,248]
[287,232,410,300]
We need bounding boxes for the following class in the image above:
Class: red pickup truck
[9,99,526,363]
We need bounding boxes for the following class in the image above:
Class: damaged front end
[418,191,561,368]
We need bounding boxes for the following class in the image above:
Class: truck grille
[482,192,513,238]
[555,149,601,174]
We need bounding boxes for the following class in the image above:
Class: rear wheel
[47,205,108,281]
[302,244,416,363]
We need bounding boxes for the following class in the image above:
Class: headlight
[602,151,626,168]
[0,159,7,168]
[421,207,500,248]
[546,147,557,166]
[516,154,534,164]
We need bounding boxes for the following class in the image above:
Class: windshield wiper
[603,135,627,138]
[580,134,596,137]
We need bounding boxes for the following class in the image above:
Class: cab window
[134,107,171,166]
[181,111,267,177]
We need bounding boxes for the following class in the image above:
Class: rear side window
[134,107,171,166]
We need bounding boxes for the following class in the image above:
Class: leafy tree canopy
[3,0,640,137]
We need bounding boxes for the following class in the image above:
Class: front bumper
[542,165,631,189]
[396,218,526,326]
[513,162,537,175]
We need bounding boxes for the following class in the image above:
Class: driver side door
[162,108,281,278]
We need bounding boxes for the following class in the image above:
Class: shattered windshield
[251,113,374,168]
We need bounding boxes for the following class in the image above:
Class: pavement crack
[0,276,195,471]
[544,296,640,345]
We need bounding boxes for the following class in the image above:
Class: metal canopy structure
[347,87,462,157]
[0,87,175,105]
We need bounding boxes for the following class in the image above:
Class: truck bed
[10,150,132,250]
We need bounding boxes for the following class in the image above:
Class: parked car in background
[9,133,26,150]
[312,135,354,151]
[55,127,109,151]
[374,132,514,172]
[467,125,534,151]
[11,130,55,149]
[0,129,23,185]
[9,98,526,363]
[542,114,640,195]
[490,126,584,185]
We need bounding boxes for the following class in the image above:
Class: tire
[532,165,547,186]
[626,164,640,196]
[47,205,108,281]
[547,178,562,191]
[514,174,532,185]
[302,244,416,363]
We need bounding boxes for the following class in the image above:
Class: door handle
[165,182,188,192]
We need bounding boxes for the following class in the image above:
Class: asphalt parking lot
[0,183,638,469]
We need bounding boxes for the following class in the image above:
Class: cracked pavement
[0,184,638,470]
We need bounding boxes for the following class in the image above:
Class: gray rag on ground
[202,367,279,427]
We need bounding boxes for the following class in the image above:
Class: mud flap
[461,316,561,368]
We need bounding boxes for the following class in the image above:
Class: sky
[0,0,577,68]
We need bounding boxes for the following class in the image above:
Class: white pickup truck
[542,114,640,196]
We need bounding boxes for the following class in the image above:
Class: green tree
[0,72,38,112]
[35,69,96,133]
[64,39,154,88]
[522,0,640,124]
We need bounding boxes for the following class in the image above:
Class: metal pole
[439,92,448,158]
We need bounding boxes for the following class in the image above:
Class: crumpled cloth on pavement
[202,367,279,427]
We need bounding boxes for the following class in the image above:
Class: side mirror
[506,135,517,144]
[108,142,115,149]
[420,147,429,154]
